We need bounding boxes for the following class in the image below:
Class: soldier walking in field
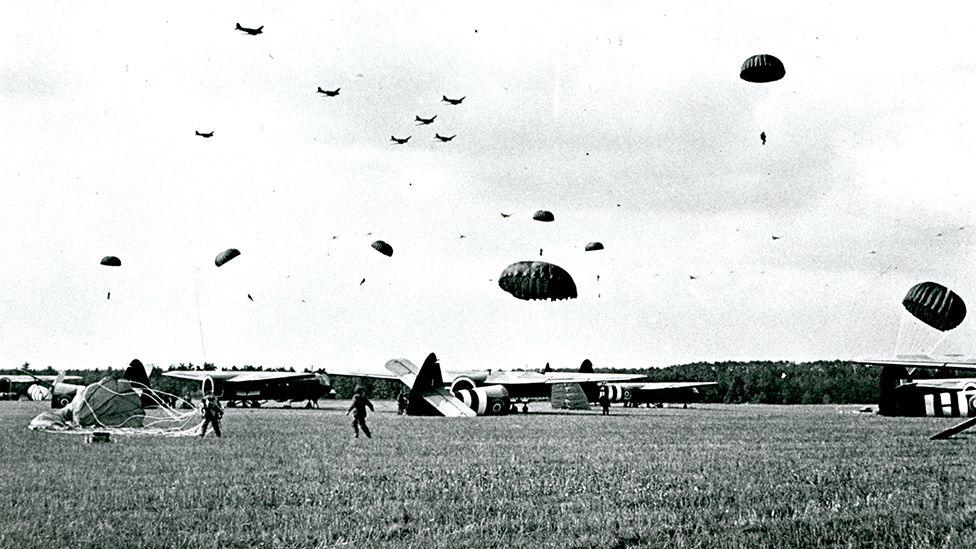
[347,387,374,438]
[200,392,223,437]
[397,390,409,415]
[598,389,611,416]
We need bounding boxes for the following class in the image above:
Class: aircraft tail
[235,22,242,30]
[879,365,907,416]
[122,359,160,408]
[579,359,594,374]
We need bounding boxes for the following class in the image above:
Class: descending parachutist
[760,131,766,145]
[247,294,254,302]
[107,291,111,300]
[360,278,366,286]
[539,248,543,257]
[597,275,600,282]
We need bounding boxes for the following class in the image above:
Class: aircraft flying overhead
[163,370,335,408]
[235,23,263,35]
[434,133,456,142]
[855,355,976,439]
[317,87,340,96]
[195,131,214,138]
[442,95,465,105]
[339,352,644,416]
[391,136,411,144]
[415,115,436,125]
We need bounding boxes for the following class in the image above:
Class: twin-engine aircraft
[856,355,976,439]
[162,370,335,408]
[353,353,646,416]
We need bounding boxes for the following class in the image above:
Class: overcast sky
[3,2,976,372]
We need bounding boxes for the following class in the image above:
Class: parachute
[902,282,966,332]
[584,242,604,252]
[100,256,121,267]
[532,210,555,222]
[371,240,393,257]
[215,248,241,267]
[740,54,786,83]
[72,377,144,428]
[498,261,577,301]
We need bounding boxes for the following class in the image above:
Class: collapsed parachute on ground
[498,261,577,301]
[100,256,121,267]
[584,242,604,251]
[215,248,241,267]
[902,282,966,332]
[740,54,786,83]
[532,210,555,222]
[371,240,393,257]
[73,377,144,428]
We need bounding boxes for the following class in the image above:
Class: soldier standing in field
[397,390,409,415]
[598,389,611,416]
[200,392,223,437]
[347,387,374,438]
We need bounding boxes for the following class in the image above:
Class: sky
[3,1,976,372]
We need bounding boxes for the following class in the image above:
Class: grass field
[1,401,975,548]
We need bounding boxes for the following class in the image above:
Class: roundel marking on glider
[498,261,578,301]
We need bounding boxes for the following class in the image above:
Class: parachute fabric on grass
[532,210,555,222]
[72,377,144,428]
[214,248,241,267]
[371,240,393,257]
[902,282,966,332]
[100,256,121,267]
[584,242,604,251]
[739,54,786,83]
[498,261,577,301]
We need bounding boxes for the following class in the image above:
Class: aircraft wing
[608,381,718,391]
[902,378,976,391]
[485,371,644,385]
[163,371,316,385]
[855,355,976,371]
[4,374,83,384]
[421,388,477,417]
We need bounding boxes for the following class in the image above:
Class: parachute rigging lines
[498,261,577,301]
[739,54,786,83]
[214,248,241,267]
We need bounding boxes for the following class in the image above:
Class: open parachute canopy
[584,242,604,251]
[902,281,967,332]
[100,256,121,267]
[371,240,393,257]
[740,54,786,83]
[532,210,555,222]
[498,261,578,301]
[215,248,241,267]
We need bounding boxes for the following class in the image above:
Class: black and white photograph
[2,1,976,547]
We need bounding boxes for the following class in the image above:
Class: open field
[1,401,975,548]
